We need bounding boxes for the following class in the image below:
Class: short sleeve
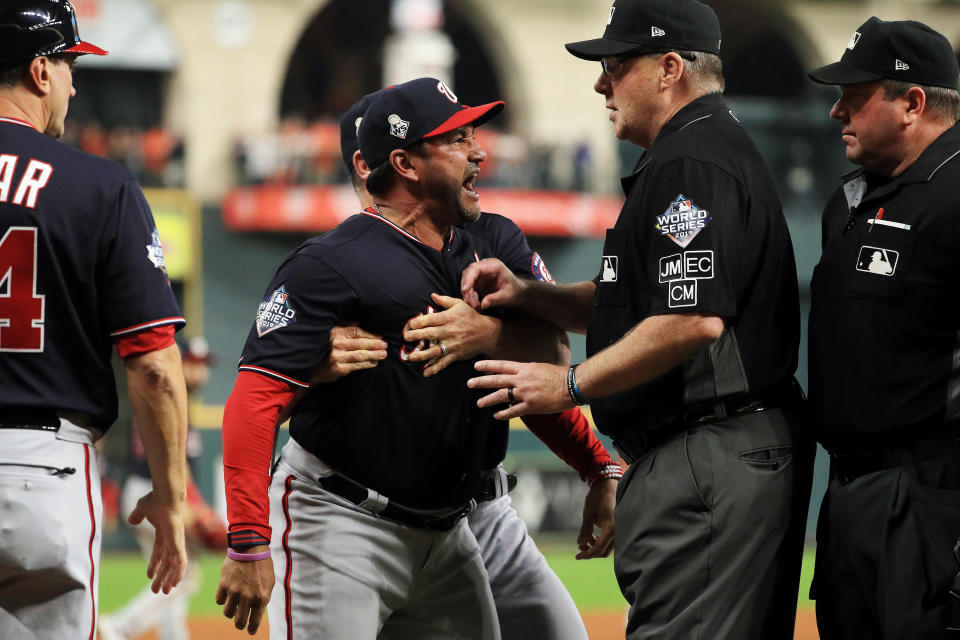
[238,253,357,387]
[98,180,184,337]
[642,158,743,318]
[482,214,555,283]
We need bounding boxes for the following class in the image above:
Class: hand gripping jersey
[238,207,552,510]
[0,118,184,428]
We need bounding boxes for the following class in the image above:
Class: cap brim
[565,37,641,61]
[66,41,109,56]
[807,60,882,85]
[425,101,505,138]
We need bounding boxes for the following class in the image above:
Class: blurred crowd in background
[230,115,596,191]
[62,120,186,188]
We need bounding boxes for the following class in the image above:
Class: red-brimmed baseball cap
[0,0,108,70]
[357,77,504,169]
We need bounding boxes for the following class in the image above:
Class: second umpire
[464,0,814,637]
[807,17,960,638]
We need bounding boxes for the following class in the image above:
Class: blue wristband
[567,365,589,406]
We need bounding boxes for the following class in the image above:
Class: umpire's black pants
[814,437,960,639]
[614,407,814,640]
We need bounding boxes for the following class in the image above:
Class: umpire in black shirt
[464,0,813,637]
[807,17,960,639]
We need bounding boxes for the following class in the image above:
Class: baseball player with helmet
[216,78,615,639]
[99,337,227,640]
[0,1,189,639]
[291,90,622,640]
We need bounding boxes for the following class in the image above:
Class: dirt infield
[104,609,820,639]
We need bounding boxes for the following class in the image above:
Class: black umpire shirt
[809,124,960,447]
[585,93,800,440]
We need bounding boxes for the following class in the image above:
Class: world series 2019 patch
[146,228,168,275]
[257,285,297,337]
[656,195,711,248]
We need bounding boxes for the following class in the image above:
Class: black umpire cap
[357,77,504,170]
[808,17,959,90]
[0,0,107,70]
[565,0,721,61]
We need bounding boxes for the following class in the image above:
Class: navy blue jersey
[239,207,548,509]
[0,118,184,429]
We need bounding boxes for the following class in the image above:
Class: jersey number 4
[0,226,45,352]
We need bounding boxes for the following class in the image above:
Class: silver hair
[675,50,725,94]
[882,79,959,123]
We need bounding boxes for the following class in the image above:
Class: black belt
[613,380,805,465]
[827,449,900,486]
[317,471,516,532]
[827,427,960,486]
[0,408,60,431]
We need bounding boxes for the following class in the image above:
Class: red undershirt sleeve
[222,370,295,547]
[113,324,177,359]
[521,408,624,486]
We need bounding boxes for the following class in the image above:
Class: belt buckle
[423,500,474,531]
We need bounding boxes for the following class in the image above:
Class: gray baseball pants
[468,494,588,640]
[614,407,814,640]
[268,439,500,640]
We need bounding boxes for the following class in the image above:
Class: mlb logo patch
[601,256,618,283]
[257,285,297,337]
[847,31,861,50]
[856,246,899,276]
[388,114,410,140]
[656,195,711,248]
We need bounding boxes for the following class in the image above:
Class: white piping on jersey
[238,364,309,388]
[361,209,422,244]
[109,316,186,337]
[677,114,713,133]
[928,150,960,182]
[0,117,35,130]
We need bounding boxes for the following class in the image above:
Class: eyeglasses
[600,50,697,79]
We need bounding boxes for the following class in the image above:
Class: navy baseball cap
[357,77,504,169]
[565,0,721,61]
[808,17,959,90]
[339,90,384,172]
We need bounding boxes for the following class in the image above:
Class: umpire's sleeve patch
[655,194,711,248]
[256,285,297,337]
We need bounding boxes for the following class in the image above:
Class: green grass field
[99,542,817,616]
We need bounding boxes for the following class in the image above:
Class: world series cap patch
[656,195,711,248]
[257,285,297,337]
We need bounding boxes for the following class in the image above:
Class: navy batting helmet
[0,0,107,70]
